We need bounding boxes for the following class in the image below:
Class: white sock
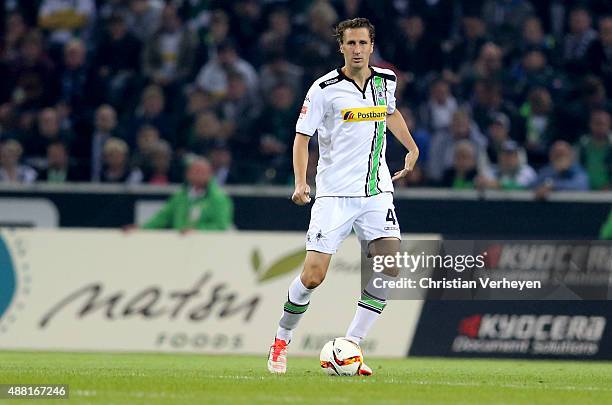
[346,272,395,344]
[276,275,314,342]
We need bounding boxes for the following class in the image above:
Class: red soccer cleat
[267,338,289,374]
[358,362,373,376]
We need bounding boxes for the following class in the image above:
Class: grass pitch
[1,351,612,404]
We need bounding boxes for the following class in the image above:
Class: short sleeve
[296,83,326,136]
[386,76,397,115]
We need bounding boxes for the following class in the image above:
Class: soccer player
[267,18,419,375]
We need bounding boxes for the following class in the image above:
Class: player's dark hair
[334,18,375,44]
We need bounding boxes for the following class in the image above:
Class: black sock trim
[287,293,309,307]
[358,302,382,314]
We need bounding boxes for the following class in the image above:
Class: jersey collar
[337,66,375,97]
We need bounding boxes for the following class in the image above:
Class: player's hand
[392,150,419,181]
[291,183,311,205]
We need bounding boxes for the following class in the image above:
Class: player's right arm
[292,134,311,205]
[292,81,326,205]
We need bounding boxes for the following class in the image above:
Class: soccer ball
[319,338,363,376]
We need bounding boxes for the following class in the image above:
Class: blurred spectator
[463,42,505,86]
[3,30,57,112]
[562,6,597,76]
[510,47,560,102]
[520,87,556,167]
[144,139,176,185]
[208,144,233,186]
[100,137,142,184]
[482,0,534,52]
[560,75,612,141]
[441,140,478,189]
[516,16,556,61]
[125,0,163,42]
[470,79,519,139]
[533,140,589,198]
[229,0,263,64]
[443,15,488,88]
[586,15,612,95]
[419,78,457,134]
[195,40,258,98]
[141,157,233,231]
[194,9,230,67]
[405,0,457,44]
[390,105,430,167]
[94,12,142,110]
[58,39,101,123]
[5,0,38,28]
[142,4,198,89]
[259,7,293,59]
[38,0,96,46]
[131,124,160,176]
[295,0,339,82]
[37,141,82,182]
[175,0,210,30]
[78,104,119,181]
[577,109,612,190]
[477,140,536,190]
[187,110,226,155]
[428,109,487,182]
[255,83,297,183]
[484,112,512,165]
[2,12,28,63]
[392,15,442,91]
[128,84,172,144]
[23,107,73,160]
[219,71,259,140]
[259,51,304,100]
[97,0,128,21]
[177,88,213,150]
[0,139,37,183]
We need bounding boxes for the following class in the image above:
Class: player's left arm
[386,109,419,181]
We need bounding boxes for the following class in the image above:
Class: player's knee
[301,264,326,288]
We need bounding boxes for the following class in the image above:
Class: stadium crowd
[0,0,611,193]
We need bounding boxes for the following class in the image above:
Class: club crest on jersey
[341,106,387,122]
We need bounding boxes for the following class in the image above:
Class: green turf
[1,351,611,405]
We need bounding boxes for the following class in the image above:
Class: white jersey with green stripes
[296,66,397,197]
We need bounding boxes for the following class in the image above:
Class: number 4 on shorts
[386,208,397,225]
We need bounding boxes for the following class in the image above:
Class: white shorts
[305,192,401,254]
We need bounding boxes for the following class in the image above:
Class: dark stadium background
[0,0,610,237]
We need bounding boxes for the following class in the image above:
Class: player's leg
[268,251,331,374]
[345,236,400,344]
[276,251,331,342]
[268,197,356,374]
[345,193,401,375]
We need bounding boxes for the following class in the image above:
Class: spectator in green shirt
[142,158,233,231]
[577,109,612,190]
[441,140,478,189]
[476,141,537,190]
